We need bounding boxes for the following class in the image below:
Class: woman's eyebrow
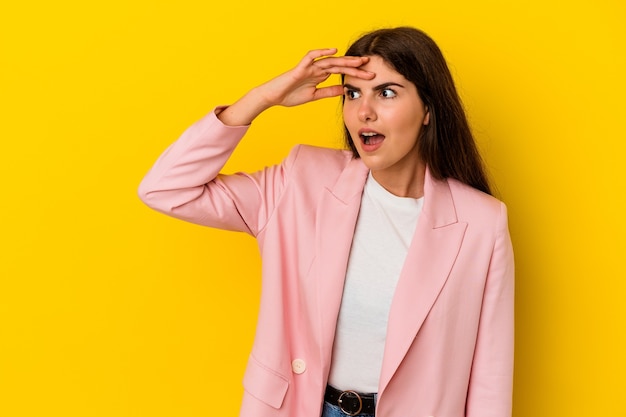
[343,83,361,91]
[343,82,406,91]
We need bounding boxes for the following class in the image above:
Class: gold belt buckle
[337,390,363,416]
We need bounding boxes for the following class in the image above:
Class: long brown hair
[343,27,492,195]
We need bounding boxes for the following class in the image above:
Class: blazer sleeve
[466,202,515,417]
[138,108,296,236]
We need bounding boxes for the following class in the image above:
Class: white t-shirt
[327,172,423,393]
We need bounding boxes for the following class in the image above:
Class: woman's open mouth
[359,129,385,151]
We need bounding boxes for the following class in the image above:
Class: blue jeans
[321,396,378,417]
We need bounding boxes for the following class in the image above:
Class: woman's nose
[358,98,377,122]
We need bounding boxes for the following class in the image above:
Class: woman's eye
[345,90,361,100]
[381,88,397,98]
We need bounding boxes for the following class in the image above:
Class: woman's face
[343,55,429,178]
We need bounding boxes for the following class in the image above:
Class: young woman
[139,27,514,417]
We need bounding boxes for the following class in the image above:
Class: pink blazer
[138,110,515,417]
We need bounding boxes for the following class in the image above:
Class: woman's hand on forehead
[257,49,376,108]
[217,50,375,126]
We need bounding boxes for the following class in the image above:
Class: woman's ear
[423,108,430,125]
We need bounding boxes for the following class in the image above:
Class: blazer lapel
[378,169,467,393]
[314,158,369,378]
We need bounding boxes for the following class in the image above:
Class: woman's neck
[370,162,426,199]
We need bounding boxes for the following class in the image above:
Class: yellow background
[1,0,624,416]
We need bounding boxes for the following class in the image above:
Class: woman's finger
[322,65,375,79]
[314,55,369,69]
[301,48,338,65]
[312,84,345,101]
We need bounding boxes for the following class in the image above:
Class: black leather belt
[324,385,376,416]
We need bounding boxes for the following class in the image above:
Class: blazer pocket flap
[243,355,289,409]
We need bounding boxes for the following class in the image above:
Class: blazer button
[291,358,306,374]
